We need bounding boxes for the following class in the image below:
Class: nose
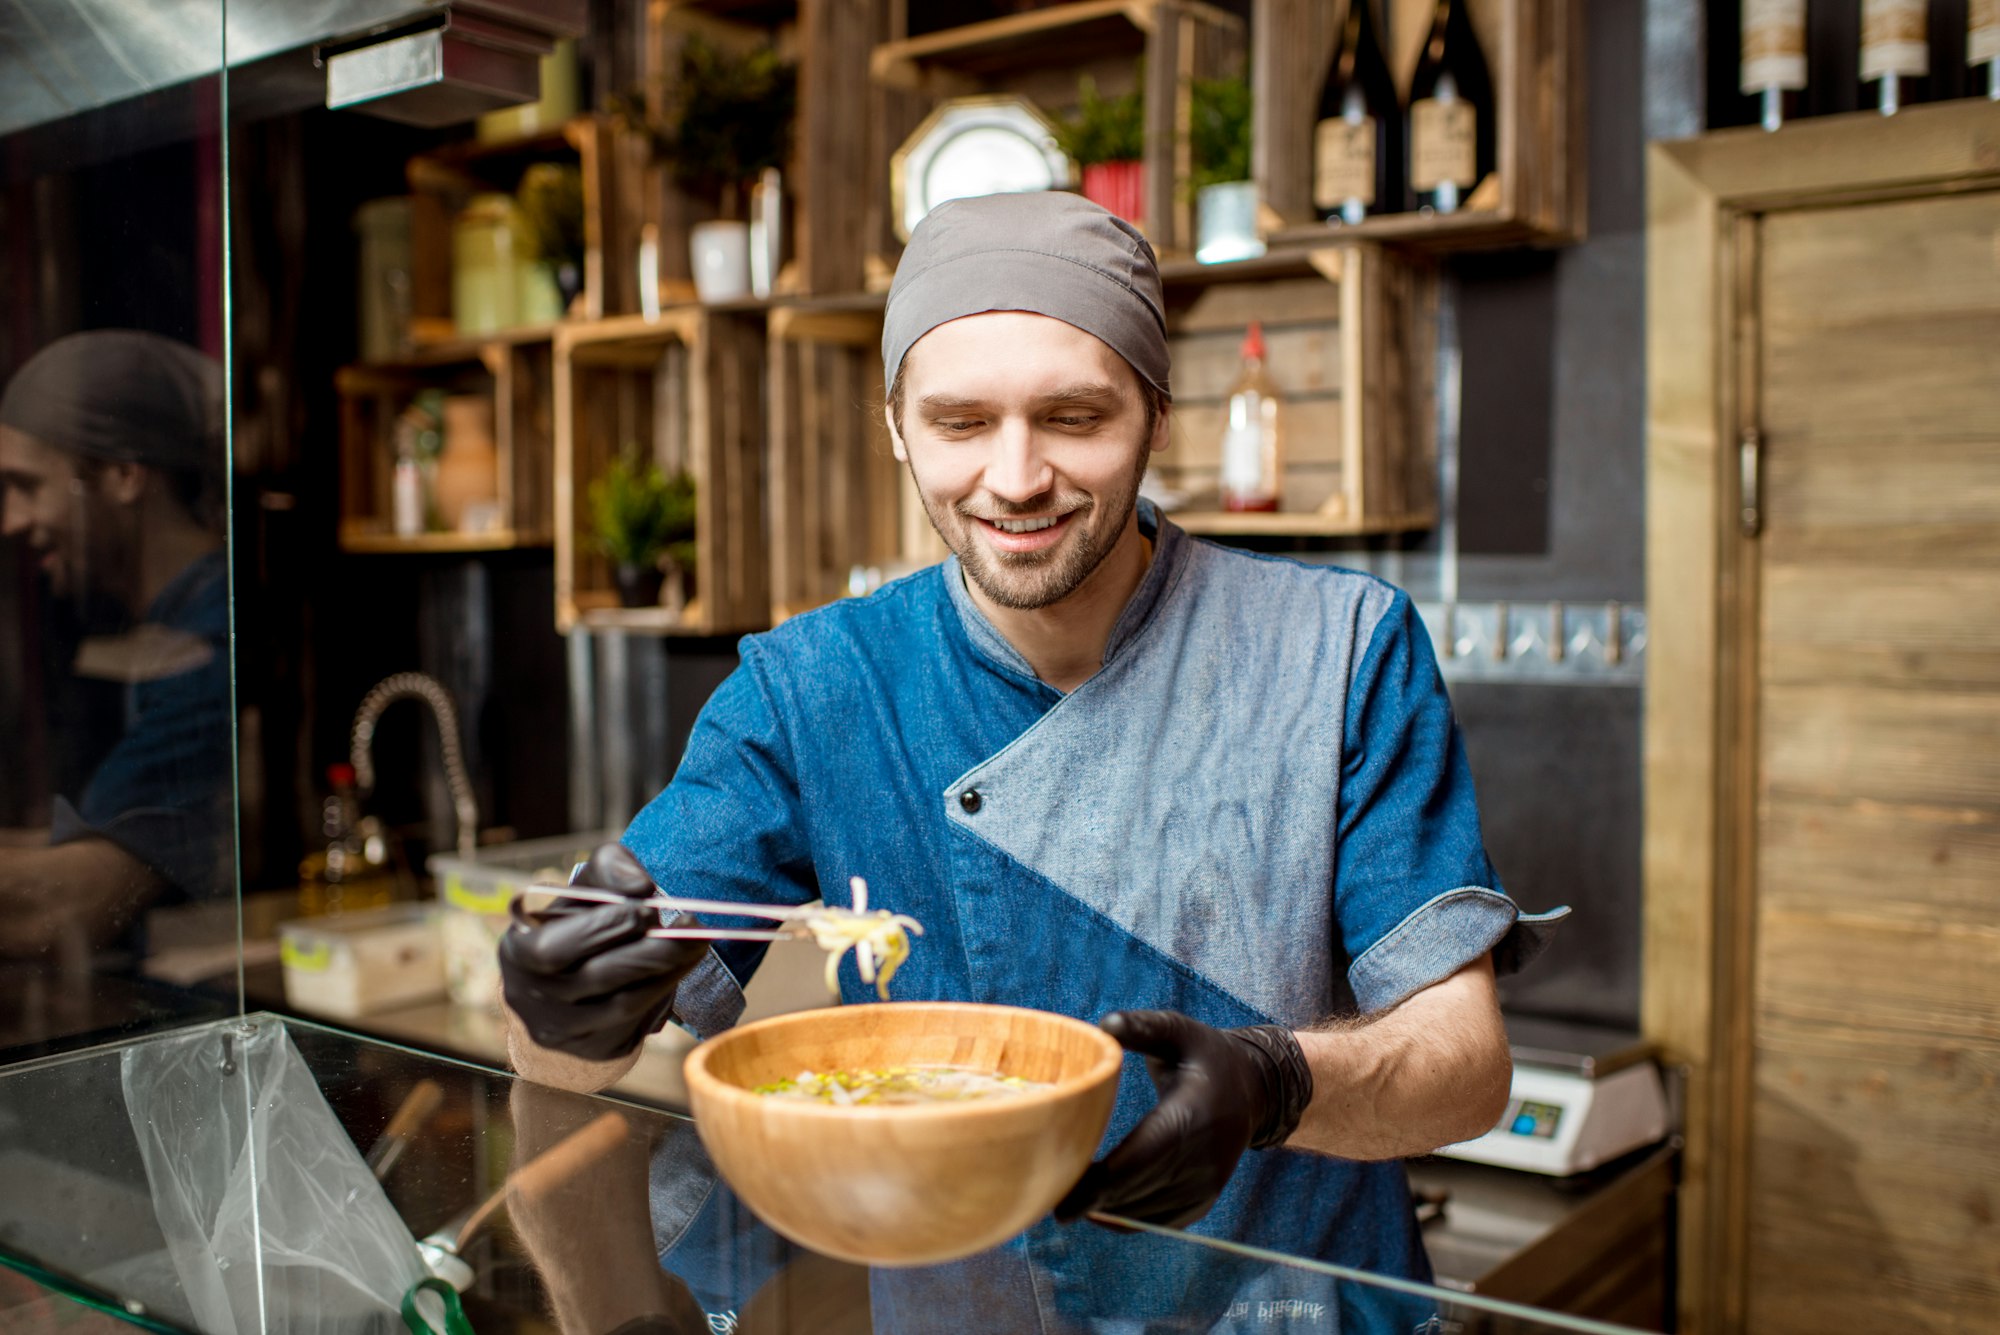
[982,416,1054,505]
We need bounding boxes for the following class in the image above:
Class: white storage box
[428,830,616,1011]
[279,904,446,1019]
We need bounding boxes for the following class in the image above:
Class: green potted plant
[1052,74,1146,227]
[588,455,697,609]
[516,162,586,315]
[650,34,797,302]
[1189,73,1263,264]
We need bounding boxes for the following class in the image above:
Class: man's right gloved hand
[500,842,708,1062]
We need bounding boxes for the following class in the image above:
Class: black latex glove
[500,842,708,1063]
[1054,1010,1313,1229]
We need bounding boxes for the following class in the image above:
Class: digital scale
[1435,1016,1671,1177]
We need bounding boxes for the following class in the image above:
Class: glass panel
[0,2,236,1066]
[0,1016,1646,1335]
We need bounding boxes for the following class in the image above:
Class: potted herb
[516,162,586,314]
[1052,75,1146,227]
[1190,73,1263,264]
[651,34,797,302]
[588,456,697,609]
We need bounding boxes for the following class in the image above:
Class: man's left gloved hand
[1053,1010,1313,1230]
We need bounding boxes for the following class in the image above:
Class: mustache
[956,494,1094,522]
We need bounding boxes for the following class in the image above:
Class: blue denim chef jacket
[625,503,1565,1333]
[51,550,233,903]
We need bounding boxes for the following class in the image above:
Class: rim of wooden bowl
[683,1001,1124,1122]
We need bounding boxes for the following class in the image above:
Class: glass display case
[0,1015,1647,1335]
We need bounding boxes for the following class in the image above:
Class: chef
[0,331,231,963]
[501,192,1565,1329]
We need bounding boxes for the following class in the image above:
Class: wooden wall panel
[1743,187,2000,1332]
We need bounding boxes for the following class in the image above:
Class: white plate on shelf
[893,94,1074,241]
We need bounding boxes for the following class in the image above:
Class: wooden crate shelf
[868,0,1246,263]
[1254,0,1585,252]
[554,310,771,636]
[405,114,635,341]
[334,338,556,555]
[624,2,880,303]
[336,528,545,554]
[1153,243,1436,531]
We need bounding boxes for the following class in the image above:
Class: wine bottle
[1407,0,1495,216]
[1313,0,1403,225]
[1741,0,1807,130]
[1861,0,1929,115]
[1973,0,2000,100]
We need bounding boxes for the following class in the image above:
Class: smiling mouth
[986,515,1064,534]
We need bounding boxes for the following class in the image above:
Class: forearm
[0,839,159,958]
[1284,955,1510,1160]
[503,1001,645,1095]
[507,1080,707,1333]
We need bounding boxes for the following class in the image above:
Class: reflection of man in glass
[0,331,231,961]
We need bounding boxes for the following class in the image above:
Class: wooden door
[1745,189,2000,1330]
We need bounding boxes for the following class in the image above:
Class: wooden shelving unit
[553,310,770,636]
[336,0,1592,624]
[334,336,556,555]
[1153,243,1436,535]
[404,114,636,338]
[1254,0,1585,252]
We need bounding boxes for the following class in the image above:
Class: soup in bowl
[682,1001,1122,1267]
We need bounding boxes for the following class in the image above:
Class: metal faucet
[350,671,479,858]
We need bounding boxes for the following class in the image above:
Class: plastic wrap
[119,1019,428,1335]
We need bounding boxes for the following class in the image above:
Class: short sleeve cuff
[1347,887,1570,1014]
[672,948,748,1039]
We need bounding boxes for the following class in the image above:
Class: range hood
[0,0,584,140]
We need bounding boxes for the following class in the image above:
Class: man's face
[888,311,1166,611]
[0,425,136,604]
[0,424,90,595]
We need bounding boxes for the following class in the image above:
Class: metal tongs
[509,881,820,944]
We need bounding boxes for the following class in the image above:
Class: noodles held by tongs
[513,874,922,1000]
[803,877,924,1001]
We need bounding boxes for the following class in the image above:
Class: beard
[919,445,1151,612]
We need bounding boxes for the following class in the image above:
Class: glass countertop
[0,1014,1645,1335]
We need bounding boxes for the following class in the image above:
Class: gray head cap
[883,191,1170,401]
[0,330,222,473]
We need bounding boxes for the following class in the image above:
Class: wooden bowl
[682,1002,1122,1267]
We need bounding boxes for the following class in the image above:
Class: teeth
[992,516,1061,534]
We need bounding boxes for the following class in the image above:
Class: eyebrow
[916,383,1125,415]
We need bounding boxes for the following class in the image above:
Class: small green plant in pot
[1189,73,1262,263]
[588,455,697,609]
[652,34,797,219]
[1052,74,1146,226]
[645,33,797,302]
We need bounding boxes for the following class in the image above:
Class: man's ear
[1148,396,1172,455]
[97,460,148,505]
[884,403,908,463]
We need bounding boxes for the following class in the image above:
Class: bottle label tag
[1740,0,1807,92]
[1861,0,1929,79]
[1973,0,2000,64]
[1313,116,1376,209]
[1411,99,1476,192]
